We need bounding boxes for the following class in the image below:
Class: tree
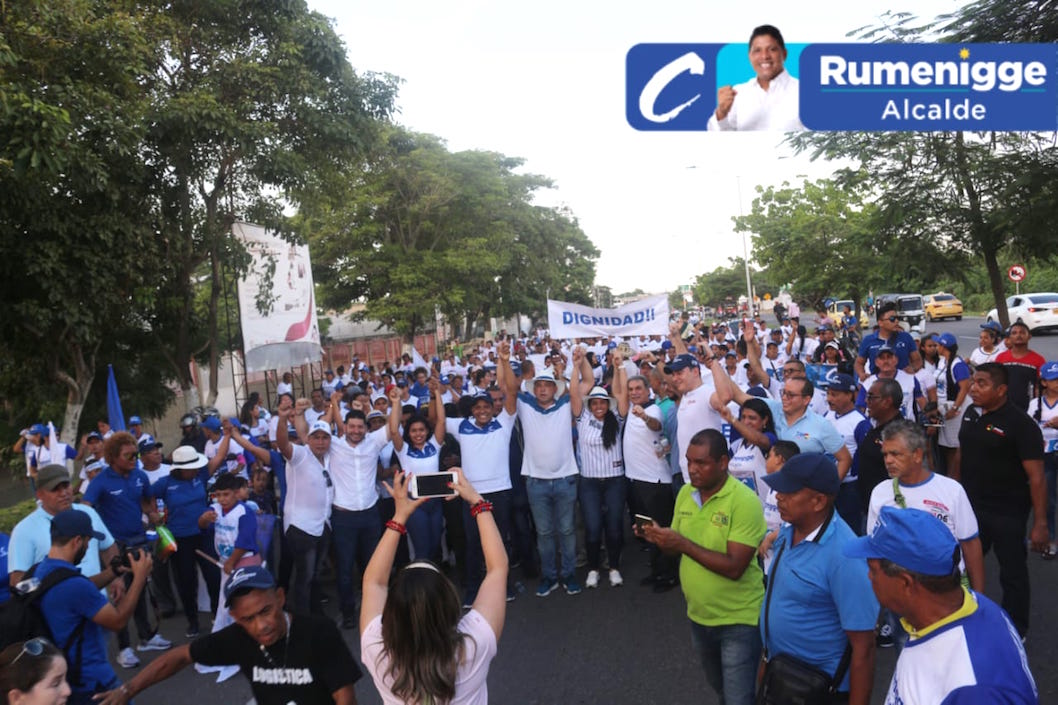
[692,258,778,310]
[0,0,161,441]
[306,127,598,341]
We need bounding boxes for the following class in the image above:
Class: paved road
[923,315,1058,361]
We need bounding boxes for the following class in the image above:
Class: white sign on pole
[233,222,322,373]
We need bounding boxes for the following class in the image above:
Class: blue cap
[825,373,858,393]
[201,417,222,432]
[29,423,47,437]
[432,356,440,363]
[980,321,1003,334]
[224,565,277,607]
[762,453,840,496]
[128,415,142,426]
[818,323,834,332]
[50,509,105,541]
[137,434,162,452]
[1041,361,1058,381]
[396,379,407,387]
[934,332,957,349]
[843,506,959,576]
[660,340,673,350]
[876,344,896,356]
[85,431,103,442]
[440,375,451,385]
[664,353,698,374]
[607,341,617,349]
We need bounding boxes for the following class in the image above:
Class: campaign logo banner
[548,295,670,339]
[626,44,723,131]
[800,43,1058,131]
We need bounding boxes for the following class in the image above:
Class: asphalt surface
[65,318,1058,702]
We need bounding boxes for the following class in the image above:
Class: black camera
[109,538,152,571]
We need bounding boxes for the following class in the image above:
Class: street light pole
[736,175,753,316]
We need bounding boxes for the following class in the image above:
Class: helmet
[179,413,197,430]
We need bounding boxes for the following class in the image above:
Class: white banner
[547,295,670,338]
[233,222,322,373]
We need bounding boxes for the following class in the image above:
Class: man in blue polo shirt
[35,509,154,704]
[759,453,879,705]
[854,301,921,381]
[82,431,172,661]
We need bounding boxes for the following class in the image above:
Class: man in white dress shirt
[707,24,804,132]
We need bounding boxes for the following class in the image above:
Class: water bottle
[155,498,167,525]
[15,577,40,595]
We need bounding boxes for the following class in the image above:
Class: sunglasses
[11,638,50,664]
[120,451,139,460]
[883,316,898,322]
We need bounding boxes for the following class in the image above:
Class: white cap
[308,420,332,437]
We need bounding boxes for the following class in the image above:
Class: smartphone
[409,471,459,499]
[634,513,655,530]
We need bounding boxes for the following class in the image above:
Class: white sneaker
[117,647,140,668]
[585,570,600,589]
[609,569,624,587]
[137,634,172,651]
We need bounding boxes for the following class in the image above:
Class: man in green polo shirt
[640,428,766,705]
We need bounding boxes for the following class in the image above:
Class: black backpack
[0,562,88,686]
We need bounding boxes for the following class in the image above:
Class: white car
[985,293,1058,333]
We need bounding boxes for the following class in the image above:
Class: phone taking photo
[634,513,655,530]
[409,471,459,499]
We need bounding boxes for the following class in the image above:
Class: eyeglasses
[865,394,882,400]
[11,638,50,664]
[779,390,806,399]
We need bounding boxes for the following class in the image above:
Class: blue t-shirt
[762,514,879,692]
[0,533,9,605]
[149,468,211,538]
[858,330,918,371]
[82,466,151,542]
[267,449,288,510]
[35,557,114,693]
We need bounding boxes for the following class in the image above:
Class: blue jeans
[578,476,626,571]
[407,498,444,562]
[331,505,381,615]
[689,621,762,705]
[463,489,513,597]
[526,476,578,581]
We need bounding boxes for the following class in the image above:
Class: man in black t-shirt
[95,566,361,705]
[958,362,1047,638]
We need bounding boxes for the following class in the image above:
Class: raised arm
[498,341,519,413]
[611,352,630,418]
[569,347,585,418]
[388,385,404,453]
[429,378,446,445]
[206,427,231,473]
[275,397,295,461]
[230,425,270,465]
[669,321,688,354]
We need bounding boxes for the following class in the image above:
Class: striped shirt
[576,409,625,479]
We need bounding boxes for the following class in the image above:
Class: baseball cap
[37,464,71,491]
[128,415,143,426]
[137,434,163,452]
[224,565,277,607]
[761,453,840,496]
[979,321,1003,334]
[664,353,698,374]
[824,341,840,350]
[29,423,47,437]
[201,417,222,432]
[875,344,896,356]
[308,420,332,437]
[933,332,957,349]
[396,379,408,387]
[825,373,858,393]
[843,506,959,576]
[660,340,673,350]
[1041,361,1058,381]
[85,431,103,442]
[818,323,834,332]
[50,509,105,541]
[470,392,493,407]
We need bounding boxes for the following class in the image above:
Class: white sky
[310,0,963,293]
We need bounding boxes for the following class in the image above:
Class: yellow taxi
[826,300,870,329]
[924,293,963,321]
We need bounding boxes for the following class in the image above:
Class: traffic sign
[1008,264,1027,282]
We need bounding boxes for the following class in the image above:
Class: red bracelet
[469,501,494,517]
[385,519,407,535]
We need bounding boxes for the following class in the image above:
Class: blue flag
[106,364,126,432]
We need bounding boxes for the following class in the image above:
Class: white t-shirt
[968,343,1005,366]
[1026,395,1058,453]
[283,444,334,536]
[361,609,497,705]
[675,379,724,483]
[824,408,866,483]
[517,394,577,479]
[867,473,978,573]
[623,404,669,484]
[276,381,293,397]
[394,437,442,477]
[446,411,515,494]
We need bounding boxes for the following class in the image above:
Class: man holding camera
[34,509,154,704]
[82,431,172,665]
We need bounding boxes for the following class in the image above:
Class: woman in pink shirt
[360,469,506,704]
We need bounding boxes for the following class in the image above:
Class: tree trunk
[54,341,98,445]
[982,246,1009,327]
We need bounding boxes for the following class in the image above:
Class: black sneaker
[652,577,678,593]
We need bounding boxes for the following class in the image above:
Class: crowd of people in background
[1,302,1050,704]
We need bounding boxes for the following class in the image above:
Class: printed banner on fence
[233,222,322,373]
[548,296,670,339]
